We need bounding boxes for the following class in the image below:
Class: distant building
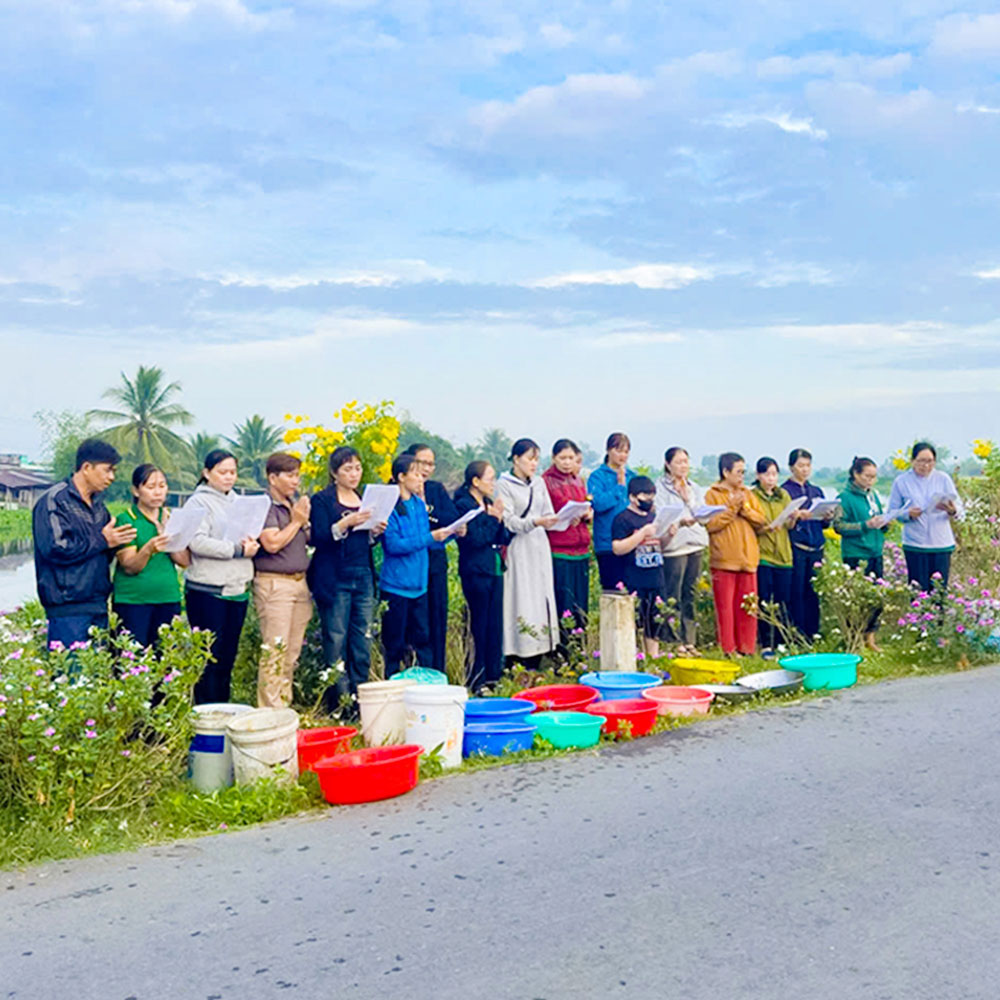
[0,455,55,509]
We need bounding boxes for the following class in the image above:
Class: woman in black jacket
[454,461,511,692]
[308,447,384,707]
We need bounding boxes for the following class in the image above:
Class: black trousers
[789,546,823,641]
[114,601,181,649]
[596,552,623,591]
[461,572,504,691]
[756,564,792,650]
[427,565,449,672]
[185,589,249,705]
[552,557,589,632]
[903,549,952,592]
[381,591,432,677]
[845,556,885,632]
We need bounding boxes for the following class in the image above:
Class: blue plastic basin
[464,698,537,723]
[777,653,861,691]
[578,671,663,701]
[462,721,537,757]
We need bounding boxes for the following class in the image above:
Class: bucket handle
[234,746,296,768]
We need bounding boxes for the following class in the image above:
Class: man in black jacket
[405,443,458,673]
[32,439,136,649]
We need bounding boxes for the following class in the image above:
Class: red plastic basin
[297,726,358,774]
[512,684,600,712]
[643,685,714,717]
[313,745,422,805]
[584,698,659,738]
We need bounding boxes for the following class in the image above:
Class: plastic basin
[296,726,358,773]
[512,684,600,712]
[691,683,756,704]
[464,697,537,723]
[463,721,537,758]
[530,711,603,749]
[736,669,804,696]
[395,667,448,685]
[668,658,741,686]
[312,745,422,804]
[778,653,861,691]
[585,698,659,737]
[643,685,714,717]
[578,671,663,701]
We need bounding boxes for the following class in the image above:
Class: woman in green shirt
[834,456,888,651]
[113,464,189,647]
[752,457,796,655]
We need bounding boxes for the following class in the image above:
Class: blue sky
[2,0,999,469]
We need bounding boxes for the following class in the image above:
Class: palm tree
[176,431,223,488]
[87,365,194,472]
[226,415,285,487]
[476,428,513,474]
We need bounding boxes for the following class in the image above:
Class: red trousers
[711,569,758,655]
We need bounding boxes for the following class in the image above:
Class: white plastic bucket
[404,684,468,769]
[357,678,416,747]
[189,702,253,793]
[226,707,300,786]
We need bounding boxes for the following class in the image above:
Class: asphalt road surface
[5,667,1000,1000]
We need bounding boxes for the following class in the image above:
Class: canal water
[0,537,36,612]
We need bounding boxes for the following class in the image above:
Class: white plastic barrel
[226,707,300,786]
[357,678,416,747]
[403,684,468,769]
[189,702,253,793]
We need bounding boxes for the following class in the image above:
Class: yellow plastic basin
[668,658,741,685]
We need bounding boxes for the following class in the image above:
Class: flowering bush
[0,610,212,829]
[282,400,401,491]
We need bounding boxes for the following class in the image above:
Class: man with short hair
[32,438,137,650]
[253,452,313,707]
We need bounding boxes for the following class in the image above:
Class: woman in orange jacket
[705,453,767,655]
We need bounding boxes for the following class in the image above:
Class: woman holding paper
[542,439,592,635]
[454,462,511,690]
[751,458,795,655]
[705,453,766,656]
[184,450,260,704]
[587,432,636,590]
[835,457,889,649]
[310,446,386,705]
[112,464,189,648]
[497,438,560,667]
[655,447,708,654]
[380,453,462,676]
[888,442,962,591]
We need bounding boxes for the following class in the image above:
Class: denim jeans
[317,567,376,698]
[46,611,109,652]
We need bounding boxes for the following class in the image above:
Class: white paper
[352,484,400,531]
[162,506,205,553]
[925,492,954,515]
[876,498,911,526]
[768,495,808,530]
[442,507,482,534]
[653,503,686,535]
[692,504,727,523]
[800,499,841,519]
[550,500,591,532]
[223,495,272,544]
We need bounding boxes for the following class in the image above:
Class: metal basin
[690,683,756,704]
[735,669,804,696]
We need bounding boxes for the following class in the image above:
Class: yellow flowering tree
[282,400,401,491]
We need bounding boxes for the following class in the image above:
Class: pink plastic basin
[643,685,714,717]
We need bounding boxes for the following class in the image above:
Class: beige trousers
[253,574,313,708]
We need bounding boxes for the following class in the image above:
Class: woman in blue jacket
[587,432,635,590]
[380,453,461,676]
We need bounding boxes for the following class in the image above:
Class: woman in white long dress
[495,438,560,667]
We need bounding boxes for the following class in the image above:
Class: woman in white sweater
[495,438,560,668]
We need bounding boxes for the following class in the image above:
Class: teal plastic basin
[530,711,603,749]
[777,653,861,691]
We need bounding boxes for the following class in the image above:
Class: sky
[1,0,999,469]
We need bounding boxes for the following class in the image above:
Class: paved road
[5,668,1000,1000]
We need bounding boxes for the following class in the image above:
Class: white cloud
[958,103,1000,115]
[931,13,1000,58]
[756,52,911,81]
[974,267,1000,280]
[714,110,828,140]
[209,259,451,289]
[539,22,575,48]
[529,263,715,290]
[754,262,837,288]
[587,326,684,348]
[767,320,964,348]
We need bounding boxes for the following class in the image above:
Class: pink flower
[561,609,573,619]
[956,624,966,634]
[34,668,45,676]
[48,640,65,652]
[592,650,601,658]
[69,640,89,651]
[27,713,39,721]
[43,726,55,737]
[636,651,646,661]
[85,729,97,739]
[52,744,59,751]
[26,755,35,762]
[85,719,95,726]
[121,750,131,758]
[7,648,22,660]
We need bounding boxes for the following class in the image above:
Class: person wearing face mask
[453,461,511,690]
[611,476,666,658]
[751,457,796,655]
[587,432,636,591]
[183,449,261,704]
[496,438,560,668]
[542,438,592,635]
[112,464,189,649]
[706,453,766,656]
